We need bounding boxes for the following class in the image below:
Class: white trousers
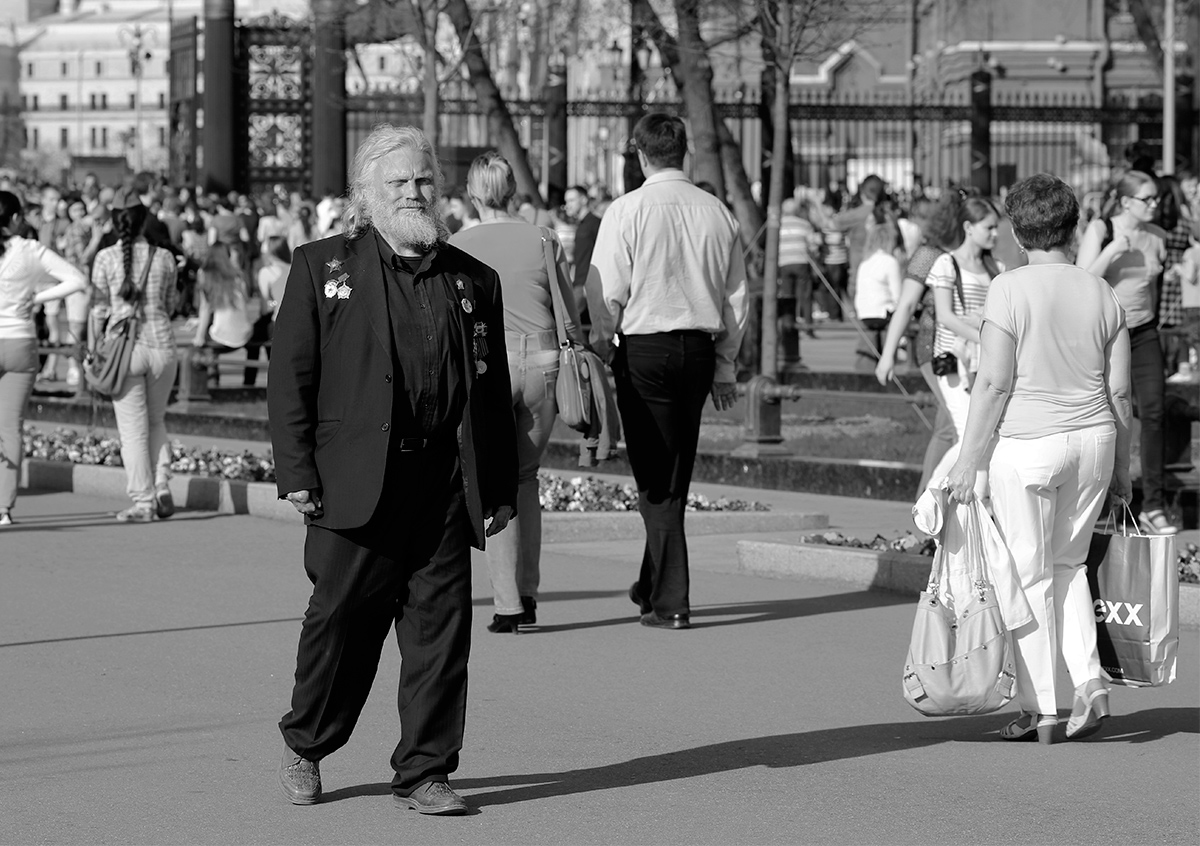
[989,423,1116,715]
[929,370,988,498]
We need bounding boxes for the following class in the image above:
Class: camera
[931,352,958,377]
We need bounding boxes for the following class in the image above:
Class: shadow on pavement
[431,707,1198,808]
[533,591,909,633]
[471,589,628,608]
[0,510,232,532]
[0,616,302,648]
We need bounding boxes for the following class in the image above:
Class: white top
[983,264,1125,439]
[0,237,88,340]
[853,251,903,320]
[207,288,254,349]
[589,170,749,383]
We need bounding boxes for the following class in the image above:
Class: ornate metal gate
[236,13,312,197]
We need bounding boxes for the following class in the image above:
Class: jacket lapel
[345,233,392,357]
[440,254,479,394]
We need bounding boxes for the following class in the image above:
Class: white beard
[367,194,447,252]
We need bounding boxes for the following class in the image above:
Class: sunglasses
[1130,194,1159,207]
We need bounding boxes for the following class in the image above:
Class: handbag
[84,246,156,398]
[542,232,592,433]
[902,498,1018,716]
[1085,501,1179,687]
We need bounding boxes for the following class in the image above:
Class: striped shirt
[928,252,998,356]
[92,240,179,350]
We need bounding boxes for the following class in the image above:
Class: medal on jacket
[473,321,488,375]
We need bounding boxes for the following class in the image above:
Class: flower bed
[21,425,768,514]
[801,530,1200,585]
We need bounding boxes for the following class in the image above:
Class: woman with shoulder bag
[1076,171,1175,535]
[0,191,88,527]
[90,187,181,523]
[945,174,1132,744]
[450,151,584,633]
[926,192,1003,497]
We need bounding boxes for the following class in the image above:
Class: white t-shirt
[853,250,902,320]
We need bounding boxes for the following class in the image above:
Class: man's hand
[484,505,515,538]
[711,381,739,411]
[285,489,323,518]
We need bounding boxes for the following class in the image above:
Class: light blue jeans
[0,338,37,511]
[486,332,559,615]
[112,344,178,508]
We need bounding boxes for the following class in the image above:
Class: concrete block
[542,510,827,543]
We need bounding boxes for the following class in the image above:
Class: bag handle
[131,244,157,323]
[962,501,991,602]
[541,231,571,349]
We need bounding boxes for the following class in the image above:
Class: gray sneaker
[115,506,156,523]
[279,748,321,805]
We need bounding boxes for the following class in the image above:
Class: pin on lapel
[475,360,487,375]
[456,279,465,290]
[326,258,343,273]
[461,298,473,314]
[325,272,352,299]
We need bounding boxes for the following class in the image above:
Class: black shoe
[279,748,321,805]
[640,611,690,630]
[629,582,652,615]
[487,613,523,633]
[519,595,537,625]
[394,781,468,815]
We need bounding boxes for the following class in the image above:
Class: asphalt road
[2,490,1197,846]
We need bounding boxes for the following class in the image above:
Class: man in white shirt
[589,114,748,630]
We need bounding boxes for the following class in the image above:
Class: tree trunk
[673,0,725,195]
[419,0,439,147]
[443,0,542,203]
[760,2,791,381]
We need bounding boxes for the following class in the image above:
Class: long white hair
[343,124,446,240]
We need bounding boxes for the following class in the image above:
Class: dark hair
[859,174,885,203]
[131,171,155,197]
[267,235,292,264]
[1154,175,1185,232]
[927,188,1001,274]
[113,205,149,303]
[695,180,719,197]
[633,113,687,169]
[1102,170,1156,220]
[1004,173,1079,251]
[0,190,23,259]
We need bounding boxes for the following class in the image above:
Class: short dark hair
[859,174,885,203]
[1004,173,1079,252]
[633,113,687,169]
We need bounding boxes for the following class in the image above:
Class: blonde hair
[864,218,899,256]
[466,151,517,211]
[343,124,444,239]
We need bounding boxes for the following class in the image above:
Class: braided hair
[0,190,23,260]
[113,205,149,303]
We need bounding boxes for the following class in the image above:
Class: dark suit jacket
[267,230,518,549]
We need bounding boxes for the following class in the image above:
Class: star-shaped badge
[326,258,343,273]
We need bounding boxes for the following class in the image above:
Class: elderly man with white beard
[268,125,518,814]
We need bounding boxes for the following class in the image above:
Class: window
[61,61,69,77]
[158,126,166,147]
[31,128,39,148]
[378,55,386,72]
[129,93,136,108]
[59,94,68,110]
[25,62,33,78]
[157,92,165,108]
[60,127,69,149]
[31,95,38,111]
[95,61,103,76]
[20,95,26,110]
[90,126,97,147]
[90,93,96,110]
[100,93,107,109]
[101,127,108,148]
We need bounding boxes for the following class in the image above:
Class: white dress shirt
[589,170,749,382]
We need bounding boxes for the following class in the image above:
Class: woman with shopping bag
[944,174,1132,744]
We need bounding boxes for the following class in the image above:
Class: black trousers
[613,332,715,617]
[279,441,472,795]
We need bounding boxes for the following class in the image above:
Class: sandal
[1066,679,1110,740]
[1000,712,1057,744]
[1138,510,1178,536]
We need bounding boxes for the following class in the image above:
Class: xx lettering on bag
[1094,600,1145,626]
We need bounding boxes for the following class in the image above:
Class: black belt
[397,437,429,452]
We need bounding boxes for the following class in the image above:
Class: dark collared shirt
[375,231,466,438]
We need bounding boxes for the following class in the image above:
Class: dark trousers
[1129,323,1167,512]
[243,314,273,386]
[818,264,848,321]
[279,442,473,795]
[613,332,716,616]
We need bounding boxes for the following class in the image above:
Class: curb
[737,540,1200,629]
[19,459,828,541]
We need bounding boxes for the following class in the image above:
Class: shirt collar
[374,228,441,275]
[641,169,691,187]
